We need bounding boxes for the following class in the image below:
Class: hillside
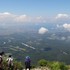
[2,56,70,70]
[0,32,70,65]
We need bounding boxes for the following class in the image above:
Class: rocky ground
[31,68,50,70]
[23,67,50,70]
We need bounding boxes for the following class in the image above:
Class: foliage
[48,61,68,70]
[13,61,23,70]
[38,59,47,66]
[2,59,23,70]
[1,55,70,70]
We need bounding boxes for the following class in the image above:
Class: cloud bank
[0,12,46,24]
[0,12,70,33]
[0,12,70,24]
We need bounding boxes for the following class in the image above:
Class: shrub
[38,59,47,66]
[14,61,23,70]
[60,63,68,70]
[3,59,23,70]
[48,61,68,70]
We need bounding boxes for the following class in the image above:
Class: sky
[0,0,70,33]
[0,0,70,16]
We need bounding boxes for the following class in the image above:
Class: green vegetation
[38,59,68,70]
[38,59,47,66]
[13,61,23,70]
[2,59,23,70]
[48,61,68,70]
[0,57,70,70]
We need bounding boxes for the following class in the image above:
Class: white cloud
[38,27,48,34]
[56,14,69,19]
[63,23,70,31]
[0,12,11,15]
[48,33,66,40]
[0,12,16,23]
[0,12,46,23]
[63,23,70,28]
[32,16,47,23]
[0,12,70,25]
[3,12,11,15]
[0,12,32,24]
[15,15,31,22]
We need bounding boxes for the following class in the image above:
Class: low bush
[38,59,47,66]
